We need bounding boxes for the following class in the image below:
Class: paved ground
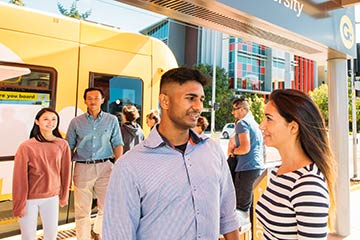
[3,133,360,239]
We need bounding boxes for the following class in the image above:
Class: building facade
[141,18,319,95]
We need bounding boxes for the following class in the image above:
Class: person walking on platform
[66,87,123,240]
[103,67,241,239]
[12,108,71,240]
[228,97,264,225]
[145,109,160,130]
[192,115,209,135]
[256,89,335,239]
[121,104,145,154]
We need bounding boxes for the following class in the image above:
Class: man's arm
[232,132,250,155]
[218,142,241,238]
[223,229,240,240]
[103,161,140,239]
[110,116,123,160]
[65,120,77,151]
[227,137,236,156]
[113,145,123,160]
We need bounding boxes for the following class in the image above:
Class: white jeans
[19,195,59,240]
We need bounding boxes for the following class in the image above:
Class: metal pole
[351,59,358,179]
[234,37,238,89]
[211,32,217,134]
[328,58,350,236]
[66,160,74,223]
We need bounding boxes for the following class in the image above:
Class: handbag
[227,132,240,182]
[227,155,237,181]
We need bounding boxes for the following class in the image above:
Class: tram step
[0,210,17,225]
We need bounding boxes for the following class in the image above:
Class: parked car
[221,123,235,139]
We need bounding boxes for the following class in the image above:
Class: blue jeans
[234,169,262,211]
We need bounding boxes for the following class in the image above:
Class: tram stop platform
[2,181,360,240]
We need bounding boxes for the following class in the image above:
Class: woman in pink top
[12,108,71,240]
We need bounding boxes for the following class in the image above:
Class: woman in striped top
[256,89,335,239]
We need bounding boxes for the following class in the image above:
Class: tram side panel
[0,29,80,202]
[0,3,178,237]
[79,21,154,134]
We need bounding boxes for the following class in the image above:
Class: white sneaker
[239,222,251,234]
[236,209,251,233]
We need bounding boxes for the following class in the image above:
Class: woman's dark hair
[30,108,62,142]
[146,111,160,124]
[196,116,209,132]
[122,105,139,122]
[269,89,335,222]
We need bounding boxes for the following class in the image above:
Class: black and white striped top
[255,163,329,240]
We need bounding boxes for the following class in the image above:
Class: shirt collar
[236,111,252,123]
[86,110,103,119]
[143,125,209,149]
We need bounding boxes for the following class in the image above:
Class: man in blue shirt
[104,67,241,239]
[228,97,264,226]
[66,87,123,240]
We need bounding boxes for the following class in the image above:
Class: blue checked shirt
[66,111,123,161]
[103,128,240,239]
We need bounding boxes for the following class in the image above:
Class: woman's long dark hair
[269,89,335,228]
[29,108,62,142]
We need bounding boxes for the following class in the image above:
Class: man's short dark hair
[160,67,210,93]
[83,87,104,100]
[232,97,249,111]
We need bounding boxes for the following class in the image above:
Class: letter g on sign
[340,15,354,50]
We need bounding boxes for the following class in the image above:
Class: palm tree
[57,0,91,20]
[8,0,25,6]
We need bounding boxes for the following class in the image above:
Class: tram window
[0,63,56,159]
[0,65,54,91]
[90,72,143,126]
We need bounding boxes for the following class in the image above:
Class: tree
[347,77,360,131]
[309,80,360,132]
[8,0,24,6]
[242,92,265,124]
[57,0,91,19]
[194,64,235,131]
[194,64,266,131]
[309,84,329,125]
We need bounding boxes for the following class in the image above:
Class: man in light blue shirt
[104,67,240,239]
[228,97,264,226]
[66,87,123,240]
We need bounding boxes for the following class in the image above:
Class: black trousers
[234,169,262,212]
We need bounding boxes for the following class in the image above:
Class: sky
[0,0,165,32]
[1,0,359,42]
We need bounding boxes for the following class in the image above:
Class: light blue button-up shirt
[66,111,123,161]
[103,128,240,239]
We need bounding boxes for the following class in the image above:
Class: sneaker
[236,209,251,233]
[239,221,251,234]
[91,230,102,240]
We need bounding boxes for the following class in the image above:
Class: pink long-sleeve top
[12,137,71,218]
